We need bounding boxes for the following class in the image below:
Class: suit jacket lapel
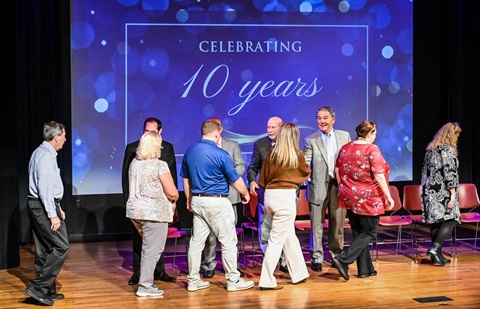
[333,129,347,148]
[314,134,328,162]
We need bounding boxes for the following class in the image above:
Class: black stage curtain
[3,0,479,269]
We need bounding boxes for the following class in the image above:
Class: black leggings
[430,219,456,246]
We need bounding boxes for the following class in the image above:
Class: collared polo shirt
[181,139,239,195]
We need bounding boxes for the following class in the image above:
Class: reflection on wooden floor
[1,223,479,309]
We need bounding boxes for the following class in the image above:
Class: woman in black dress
[421,122,462,266]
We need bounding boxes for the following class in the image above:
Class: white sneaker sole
[227,281,254,292]
[187,282,210,292]
[136,290,164,297]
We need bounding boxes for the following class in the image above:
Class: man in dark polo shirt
[180,120,253,292]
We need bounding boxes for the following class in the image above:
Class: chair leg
[172,236,189,274]
[396,226,403,254]
[453,225,457,256]
[474,222,479,250]
[251,229,256,268]
[411,222,417,262]
[172,238,179,270]
[238,231,246,269]
[369,241,375,262]
[451,226,456,257]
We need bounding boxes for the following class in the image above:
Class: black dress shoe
[25,286,54,306]
[278,265,289,273]
[155,272,176,282]
[332,256,349,281]
[203,270,215,278]
[357,270,377,278]
[260,285,284,290]
[311,262,322,272]
[237,268,245,277]
[128,273,140,285]
[48,293,65,301]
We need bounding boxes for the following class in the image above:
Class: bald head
[267,116,283,142]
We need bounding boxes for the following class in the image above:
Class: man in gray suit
[304,106,351,272]
[200,117,246,278]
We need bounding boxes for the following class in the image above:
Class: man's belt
[28,196,62,203]
[195,193,228,198]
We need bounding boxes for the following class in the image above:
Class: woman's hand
[386,196,395,211]
[447,189,456,209]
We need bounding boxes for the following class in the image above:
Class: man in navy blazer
[247,116,288,272]
[122,117,178,285]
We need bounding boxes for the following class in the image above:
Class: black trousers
[27,199,69,296]
[132,221,166,275]
[337,210,378,275]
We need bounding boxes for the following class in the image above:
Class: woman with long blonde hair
[257,123,311,290]
[421,122,462,266]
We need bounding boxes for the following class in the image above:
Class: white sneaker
[227,278,255,292]
[136,286,164,297]
[187,280,210,292]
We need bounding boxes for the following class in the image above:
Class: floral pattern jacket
[421,144,460,224]
[336,142,390,216]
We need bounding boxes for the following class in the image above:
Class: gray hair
[43,121,65,141]
[316,106,336,119]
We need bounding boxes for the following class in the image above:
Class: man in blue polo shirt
[181,119,254,292]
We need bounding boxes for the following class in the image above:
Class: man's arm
[232,177,250,204]
[231,141,245,177]
[182,178,192,211]
[121,143,136,203]
[161,141,178,188]
[247,141,263,195]
[247,141,261,184]
[303,137,314,165]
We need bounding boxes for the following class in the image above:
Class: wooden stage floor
[1,224,479,308]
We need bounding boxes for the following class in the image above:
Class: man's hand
[242,192,250,204]
[50,217,61,231]
[249,182,259,196]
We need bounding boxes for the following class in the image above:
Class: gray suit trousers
[309,181,346,263]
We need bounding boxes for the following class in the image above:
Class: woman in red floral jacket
[331,121,394,281]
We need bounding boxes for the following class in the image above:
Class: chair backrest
[458,183,480,210]
[243,193,258,220]
[296,188,309,216]
[403,184,422,212]
[388,185,403,213]
[169,207,180,226]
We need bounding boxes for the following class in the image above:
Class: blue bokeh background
[71,0,413,194]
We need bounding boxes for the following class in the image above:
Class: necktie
[326,134,335,178]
